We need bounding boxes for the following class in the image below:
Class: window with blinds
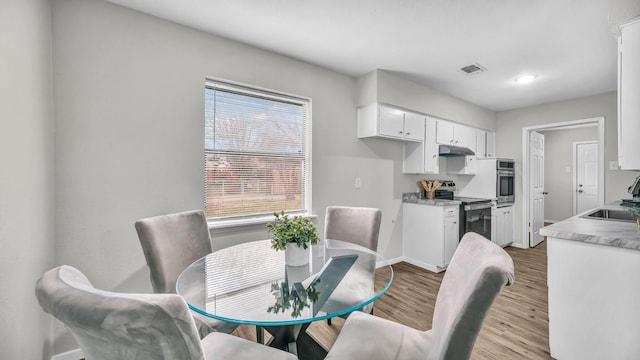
[204,80,311,220]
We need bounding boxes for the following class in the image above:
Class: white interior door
[530,131,545,247]
[575,142,599,214]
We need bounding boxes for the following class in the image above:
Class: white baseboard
[397,256,445,273]
[376,256,403,268]
[51,348,83,360]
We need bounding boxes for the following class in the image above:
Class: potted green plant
[267,211,319,266]
[628,206,640,228]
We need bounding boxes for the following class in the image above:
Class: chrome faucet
[628,175,640,200]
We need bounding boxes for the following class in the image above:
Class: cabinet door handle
[406,132,411,135]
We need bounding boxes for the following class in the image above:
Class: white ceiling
[105,0,618,111]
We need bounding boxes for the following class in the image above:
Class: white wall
[0,0,55,359]
[539,126,598,222]
[496,91,640,247]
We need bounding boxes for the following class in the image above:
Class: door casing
[520,117,604,249]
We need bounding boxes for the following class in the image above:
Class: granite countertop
[402,192,461,206]
[539,201,640,251]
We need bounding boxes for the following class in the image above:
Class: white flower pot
[285,243,310,266]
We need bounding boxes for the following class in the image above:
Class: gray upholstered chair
[324,206,382,251]
[134,210,237,336]
[323,206,382,324]
[326,232,515,360]
[35,265,296,360]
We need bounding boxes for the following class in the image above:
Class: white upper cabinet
[403,112,426,142]
[476,129,487,158]
[475,129,496,159]
[403,116,439,174]
[486,131,495,157]
[377,105,404,138]
[618,18,640,170]
[357,103,424,142]
[435,119,475,149]
[435,120,455,145]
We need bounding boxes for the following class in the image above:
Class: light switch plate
[609,161,618,170]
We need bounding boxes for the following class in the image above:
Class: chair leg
[327,318,332,326]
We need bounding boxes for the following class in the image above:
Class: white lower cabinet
[491,205,514,247]
[402,203,459,272]
[548,238,640,359]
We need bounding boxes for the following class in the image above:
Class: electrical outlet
[355,177,361,189]
[609,161,618,171]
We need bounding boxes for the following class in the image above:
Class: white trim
[521,117,605,249]
[398,256,444,273]
[51,348,83,360]
[376,256,404,268]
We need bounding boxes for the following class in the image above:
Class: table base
[257,323,328,360]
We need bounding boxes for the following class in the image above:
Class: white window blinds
[204,80,311,220]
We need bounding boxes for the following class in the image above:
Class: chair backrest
[429,232,515,360]
[35,265,205,360]
[135,210,212,294]
[324,206,382,251]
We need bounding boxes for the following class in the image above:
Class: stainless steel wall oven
[496,159,515,205]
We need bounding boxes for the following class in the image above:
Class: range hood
[438,144,475,157]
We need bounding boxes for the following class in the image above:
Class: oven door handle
[463,203,493,211]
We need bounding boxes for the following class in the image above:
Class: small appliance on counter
[418,179,456,200]
[621,175,640,207]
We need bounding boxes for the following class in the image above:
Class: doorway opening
[521,117,605,248]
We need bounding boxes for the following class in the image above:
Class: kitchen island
[539,202,640,360]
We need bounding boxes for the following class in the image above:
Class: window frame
[204,78,313,228]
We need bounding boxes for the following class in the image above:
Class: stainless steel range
[455,196,493,241]
[422,180,494,241]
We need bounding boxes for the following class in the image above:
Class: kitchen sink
[580,208,636,222]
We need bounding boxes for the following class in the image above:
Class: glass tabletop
[176,239,393,326]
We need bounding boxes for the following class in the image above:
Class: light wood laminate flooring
[234,241,551,359]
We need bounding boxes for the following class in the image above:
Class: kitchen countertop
[539,201,640,251]
[402,192,461,206]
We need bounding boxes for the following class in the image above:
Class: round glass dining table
[177,239,393,359]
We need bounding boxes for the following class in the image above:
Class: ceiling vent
[457,63,487,75]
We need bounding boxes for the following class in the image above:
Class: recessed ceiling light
[514,74,538,84]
